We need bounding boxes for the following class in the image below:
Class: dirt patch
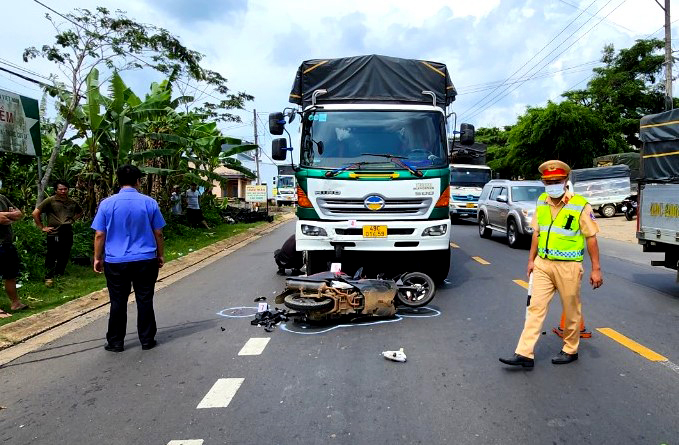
[596,216,637,244]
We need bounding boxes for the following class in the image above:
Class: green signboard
[0,88,41,157]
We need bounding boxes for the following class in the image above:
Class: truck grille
[317,197,431,216]
[452,195,478,202]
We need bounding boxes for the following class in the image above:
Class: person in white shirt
[170,185,182,216]
[185,183,209,228]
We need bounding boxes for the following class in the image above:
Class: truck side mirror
[269,112,285,135]
[272,138,288,161]
[459,123,475,146]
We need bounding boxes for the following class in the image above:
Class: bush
[12,219,47,280]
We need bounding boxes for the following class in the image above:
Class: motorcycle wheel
[625,210,635,221]
[283,294,334,312]
[396,272,436,307]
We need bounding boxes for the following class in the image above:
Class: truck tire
[305,251,329,275]
[284,295,334,312]
[478,213,492,238]
[599,204,616,218]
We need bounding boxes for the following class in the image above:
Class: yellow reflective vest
[536,193,587,261]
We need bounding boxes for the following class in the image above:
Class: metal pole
[665,0,673,110]
[36,155,43,205]
[253,108,261,184]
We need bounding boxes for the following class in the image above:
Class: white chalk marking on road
[167,440,204,445]
[197,378,244,409]
[238,337,270,356]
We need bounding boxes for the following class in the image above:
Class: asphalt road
[1,218,678,444]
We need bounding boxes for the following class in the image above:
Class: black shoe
[552,350,578,364]
[276,268,287,276]
[104,343,124,353]
[141,340,157,350]
[289,269,302,276]
[499,353,534,368]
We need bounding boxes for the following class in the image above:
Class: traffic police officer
[500,160,603,367]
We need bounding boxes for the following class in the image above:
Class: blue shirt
[91,188,166,264]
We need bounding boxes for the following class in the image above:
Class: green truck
[268,55,475,282]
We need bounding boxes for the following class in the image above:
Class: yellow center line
[513,279,529,289]
[597,328,668,362]
[472,256,490,265]
[450,242,460,248]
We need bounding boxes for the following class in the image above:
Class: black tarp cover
[289,55,456,108]
[640,109,679,182]
[571,165,630,182]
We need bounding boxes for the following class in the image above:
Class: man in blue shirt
[92,165,166,352]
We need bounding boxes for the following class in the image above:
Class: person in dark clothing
[0,193,29,317]
[274,235,304,276]
[32,180,83,286]
[92,165,165,352]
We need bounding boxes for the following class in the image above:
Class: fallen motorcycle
[274,269,436,320]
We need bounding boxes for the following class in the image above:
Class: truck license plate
[362,225,387,238]
[466,203,475,208]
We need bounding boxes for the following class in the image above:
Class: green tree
[506,101,607,179]
[475,126,514,178]
[563,38,671,151]
[23,7,250,203]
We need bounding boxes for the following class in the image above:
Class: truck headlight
[301,224,327,236]
[422,224,448,236]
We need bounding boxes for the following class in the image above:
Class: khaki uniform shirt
[36,196,82,234]
[0,194,16,244]
[530,191,599,238]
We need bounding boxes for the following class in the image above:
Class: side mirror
[288,111,296,124]
[497,195,508,203]
[459,123,475,146]
[272,138,288,161]
[269,112,285,135]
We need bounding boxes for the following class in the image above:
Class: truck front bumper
[450,203,478,217]
[296,219,451,252]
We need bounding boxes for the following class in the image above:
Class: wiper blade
[325,162,366,177]
[361,153,423,177]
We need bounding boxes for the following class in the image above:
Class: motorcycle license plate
[466,203,475,208]
[363,225,387,238]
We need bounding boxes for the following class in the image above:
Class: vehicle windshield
[277,176,295,188]
[511,185,545,202]
[300,110,447,169]
[450,168,491,187]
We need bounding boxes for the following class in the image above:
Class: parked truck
[637,109,679,281]
[273,164,297,206]
[448,142,491,220]
[268,55,475,282]
[570,165,632,218]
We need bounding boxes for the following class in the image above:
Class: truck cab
[449,164,492,219]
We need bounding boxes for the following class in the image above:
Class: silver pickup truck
[477,180,545,248]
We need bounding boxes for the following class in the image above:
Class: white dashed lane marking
[197,378,245,409]
[238,337,271,356]
[167,440,203,445]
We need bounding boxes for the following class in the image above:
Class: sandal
[10,303,29,311]
[0,310,12,319]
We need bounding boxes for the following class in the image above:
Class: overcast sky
[2,0,676,172]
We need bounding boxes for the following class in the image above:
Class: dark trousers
[104,259,159,347]
[45,226,73,278]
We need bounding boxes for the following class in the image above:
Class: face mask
[545,183,565,198]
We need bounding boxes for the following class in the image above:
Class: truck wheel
[396,272,436,307]
[284,295,334,312]
[478,213,492,238]
[600,204,616,218]
[507,220,520,249]
[305,251,329,275]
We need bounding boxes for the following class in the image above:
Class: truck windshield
[511,185,545,202]
[300,110,447,169]
[277,176,295,188]
[450,168,491,187]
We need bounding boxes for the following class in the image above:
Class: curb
[0,213,296,351]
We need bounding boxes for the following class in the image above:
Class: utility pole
[659,0,673,110]
[253,108,261,184]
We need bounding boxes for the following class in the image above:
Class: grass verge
[0,220,267,328]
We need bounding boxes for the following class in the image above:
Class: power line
[556,0,635,33]
[464,0,626,122]
[459,0,599,118]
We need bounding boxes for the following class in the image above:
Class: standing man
[185,183,209,228]
[92,165,165,352]
[32,180,83,286]
[170,185,183,217]
[500,160,603,367]
[0,192,28,317]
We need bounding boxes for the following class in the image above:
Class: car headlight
[422,224,448,236]
[301,224,327,236]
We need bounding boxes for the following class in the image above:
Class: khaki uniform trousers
[515,256,584,359]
